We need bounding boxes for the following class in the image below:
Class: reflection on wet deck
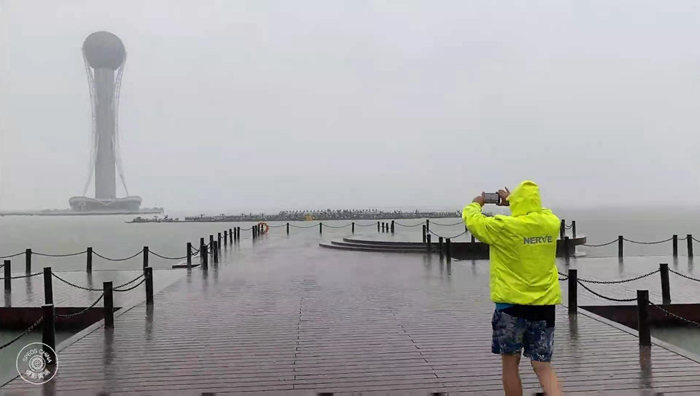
[2,228,700,394]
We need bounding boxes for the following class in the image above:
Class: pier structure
[1,221,700,393]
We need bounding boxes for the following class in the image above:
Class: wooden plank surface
[3,235,700,395]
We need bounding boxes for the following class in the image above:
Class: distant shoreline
[128,210,461,223]
[0,208,164,217]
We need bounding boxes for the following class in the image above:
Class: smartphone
[483,193,501,205]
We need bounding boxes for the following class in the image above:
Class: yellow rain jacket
[462,181,562,305]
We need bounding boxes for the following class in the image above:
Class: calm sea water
[0,206,699,382]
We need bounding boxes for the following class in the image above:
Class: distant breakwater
[129,210,461,223]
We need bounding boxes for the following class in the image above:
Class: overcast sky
[1,1,700,213]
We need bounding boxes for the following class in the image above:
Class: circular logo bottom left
[16,342,58,385]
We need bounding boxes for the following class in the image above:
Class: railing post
[104,281,114,328]
[471,234,475,243]
[637,290,651,346]
[186,243,192,267]
[42,304,56,363]
[252,227,255,240]
[618,236,624,258]
[319,223,323,234]
[87,247,93,273]
[43,267,53,305]
[202,245,208,270]
[673,235,678,257]
[224,231,228,247]
[572,221,577,239]
[25,249,31,274]
[422,225,427,243]
[426,234,431,252]
[4,260,10,291]
[688,234,694,258]
[568,269,577,315]
[213,241,219,264]
[391,220,395,233]
[446,238,452,262]
[438,237,444,259]
[377,221,380,232]
[381,223,384,233]
[210,235,214,249]
[199,238,205,265]
[426,219,430,235]
[218,232,222,251]
[660,263,671,305]
[144,267,154,306]
[237,227,240,241]
[352,222,355,234]
[143,246,149,269]
[229,228,233,244]
[564,236,570,262]
[560,219,565,240]
[286,223,290,235]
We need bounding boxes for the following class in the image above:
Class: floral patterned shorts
[491,308,555,362]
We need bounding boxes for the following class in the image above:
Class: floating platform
[320,235,587,259]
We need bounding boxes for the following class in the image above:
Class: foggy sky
[2,1,700,213]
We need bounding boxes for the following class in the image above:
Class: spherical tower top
[82,31,126,70]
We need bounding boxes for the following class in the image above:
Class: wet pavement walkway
[4,231,700,395]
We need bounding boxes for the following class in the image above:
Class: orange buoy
[258,222,270,234]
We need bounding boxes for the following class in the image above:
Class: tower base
[69,196,142,212]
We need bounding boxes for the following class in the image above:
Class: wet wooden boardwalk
[4,233,700,395]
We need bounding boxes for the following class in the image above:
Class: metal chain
[576,280,638,302]
[650,302,700,328]
[558,277,568,281]
[33,250,87,258]
[576,269,660,285]
[148,250,188,260]
[0,316,43,350]
[428,229,467,239]
[289,223,319,229]
[56,293,104,319]
[394,222,422,227]
[0,252,25,259]
[429,221,463,227]
[693,236,700,244]
[52,273,104,291]
[668,268,700,282]
[583,239,618,248]
[114,274,144,290]
[354,222,377,227]
[114,278,146,292]
[322,223,352,229]
[623,237,674,245]
[93,250,143,262]
[0,272,42,280]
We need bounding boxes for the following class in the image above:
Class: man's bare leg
[502,354,522,396]
[531,360,561,396]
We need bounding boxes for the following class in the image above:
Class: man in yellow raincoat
[463,180,562,396]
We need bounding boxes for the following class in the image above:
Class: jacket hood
[507,180,542,217]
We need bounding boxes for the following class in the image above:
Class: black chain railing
[650,302,700,328]
[623,237,674,245]
[93,250,143,262]
[322,223,352,229]
[148,250,188,260]
[576,280,638,302]
[33,250,87,258]
[0,316,43,351]
[114,277,146,292]
[289,223,319,229]
[558,269,660,285]
[583,239,618,248]
[0,252,25,259]
[429,221,463,227]
[394,222,422,227]
[56,293,104,319]
[0,272,43,280]
[668,268,700,282]
[428,229,468,239]
[52,272,145,292]
[114,274,145,291]
[354,222,377,227]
